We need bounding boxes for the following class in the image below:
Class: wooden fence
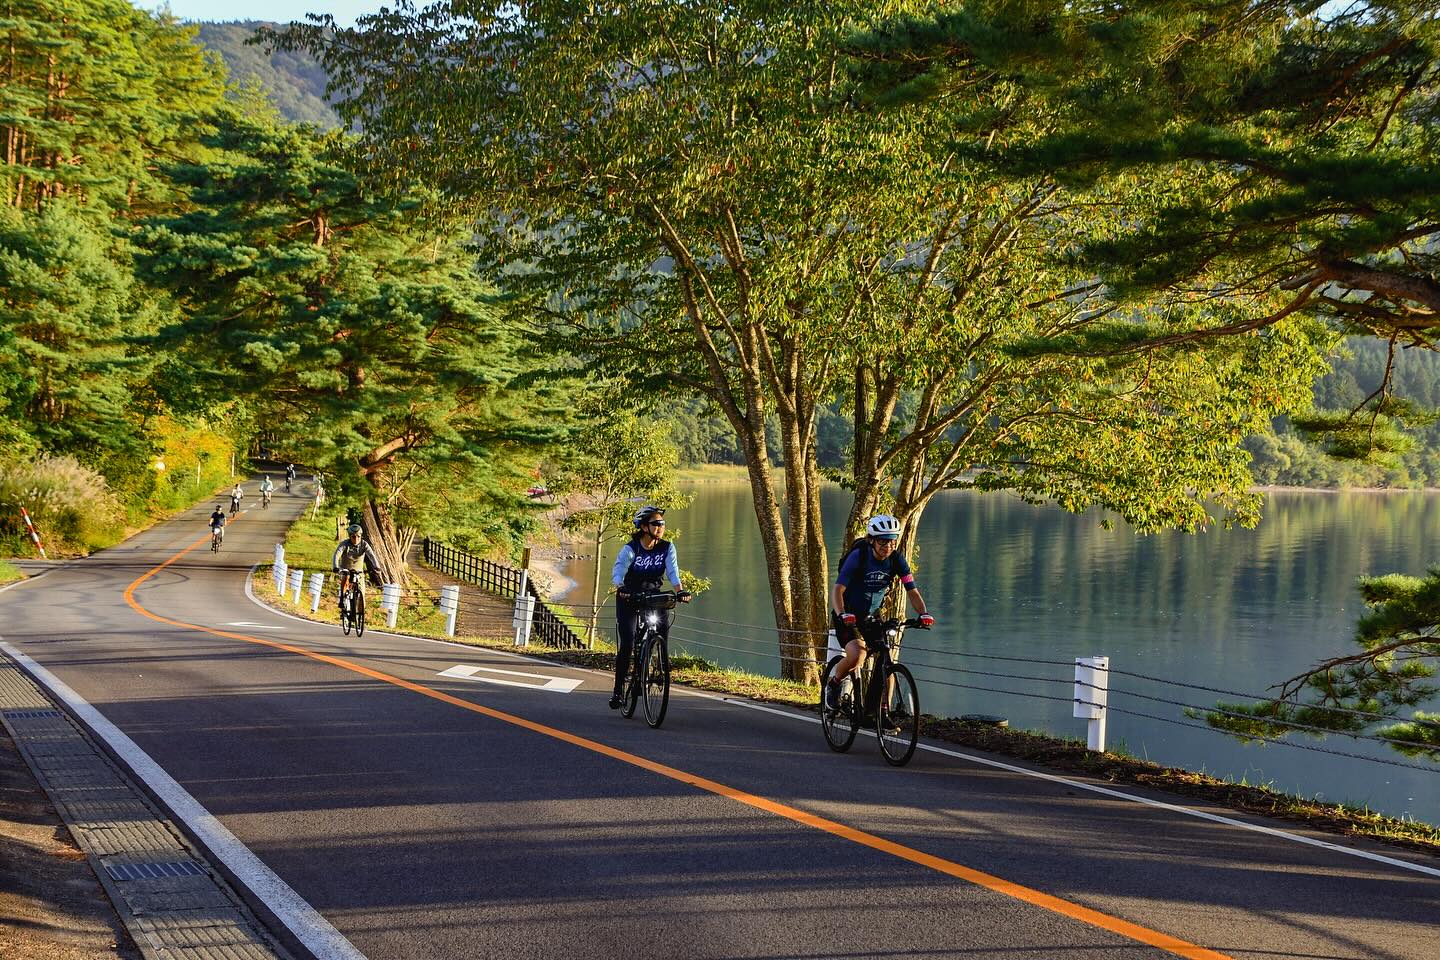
[421,538,585,649]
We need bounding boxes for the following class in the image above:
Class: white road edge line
[241,566,1440,881]
[0,641,371,960]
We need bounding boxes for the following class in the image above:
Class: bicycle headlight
[645,611,660,626]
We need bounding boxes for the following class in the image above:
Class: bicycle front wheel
[354,592,366,637]
[877,663,920,767]
[820,655,860,753]
[641,636,669,728]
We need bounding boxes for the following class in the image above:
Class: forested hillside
[194,21,338,128]
[0,2,559,566]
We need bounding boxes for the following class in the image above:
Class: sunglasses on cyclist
[646,519,666,527]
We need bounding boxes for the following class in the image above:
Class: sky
[143,1,382,27]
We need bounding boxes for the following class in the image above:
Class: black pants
[613,600,670,696]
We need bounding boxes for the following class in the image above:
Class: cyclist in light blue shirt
[609,505,691,708]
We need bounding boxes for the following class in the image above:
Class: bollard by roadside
[308,573,324,613]
[1073,656,1110,752]
[439,584,460,637]
[273,543,284,568]
[381,583,401,629]
[512,591,535,647]
[19,507,46,559]
[289,568,303,603]
[826,627,840,659]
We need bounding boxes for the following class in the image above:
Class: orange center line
[124,527,1231,960]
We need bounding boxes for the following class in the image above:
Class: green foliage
[1200,568,1440,761]
[138,108,569,561]
[850,1,1440,349]
[194,22,340,128]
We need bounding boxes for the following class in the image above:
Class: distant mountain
[194,21,339,128]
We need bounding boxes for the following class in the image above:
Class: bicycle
[619,590,690,728]
[229,497,242,518]
[210,528,223,552]
[261,489,272,509]
[820,616,926,766]
[338,571,367,637]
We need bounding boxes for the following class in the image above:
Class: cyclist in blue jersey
[610,505,691,708]
[825,514,934,709]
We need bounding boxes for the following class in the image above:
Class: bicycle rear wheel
[820,655,860,752]
[641,636,669,728]
[621,630,644,718]
[354,592,366,637]
[877,663,920,766]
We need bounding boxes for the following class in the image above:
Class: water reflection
[558,485,1440,822]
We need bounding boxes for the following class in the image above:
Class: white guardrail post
[274,543,284,567]
[308,573,324,613]
[273,560,287,594]
[289,568,303,603]
[512,569,532,647]
[439,584,460,637]
[381,583,401,629]
[512,592,535,647]
[826,627,841,659]
[1073,655,1110,752]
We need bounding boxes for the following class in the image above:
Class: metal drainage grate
[105,861,206,881]
[3,709,62,720]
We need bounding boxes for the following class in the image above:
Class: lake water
[555,484,1440,823]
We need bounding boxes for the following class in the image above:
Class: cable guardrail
[636,600,1440,775]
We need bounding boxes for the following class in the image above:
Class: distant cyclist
[825,514,934,710]
[229,483,243,516]
[285,463,297,492]
[609,505,691,709]
[208,505,227,543]
[259,475,274,507]
[331,523,381,613]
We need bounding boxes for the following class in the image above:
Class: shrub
[0,455,123,553]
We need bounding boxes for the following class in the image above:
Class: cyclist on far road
[332,523,381,614]
[209,505,227,543]
[229,483,243,516]
[285,463,297,492]
[825,514,934,710]
[609,505,691,709]
[259,475,274,507]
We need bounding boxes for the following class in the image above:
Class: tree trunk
[360,498,406,586]
[587,520,604,648]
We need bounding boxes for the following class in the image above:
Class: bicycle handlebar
[620,589,693,609]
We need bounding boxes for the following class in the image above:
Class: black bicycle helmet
[632,505,665,528]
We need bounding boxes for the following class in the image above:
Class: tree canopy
[272,0,1332,679]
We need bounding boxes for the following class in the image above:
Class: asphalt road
[3,492,1438,960]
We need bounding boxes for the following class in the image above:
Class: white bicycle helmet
[866,514,902,539]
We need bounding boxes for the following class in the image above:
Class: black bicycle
[620,590,691,728]
[821,616,925,766]
[339,571,367,637]
[262,489,272,509]
[210,528,222,552]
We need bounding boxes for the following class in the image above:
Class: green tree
[550,397,691,645]
[138,109,565,580]
[273,0,1328,681]
[1202,570,1440,760]
[0,1,225,467]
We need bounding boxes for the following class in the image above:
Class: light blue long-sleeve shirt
[612,538,682,590]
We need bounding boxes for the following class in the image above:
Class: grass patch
[0,560,23,584]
